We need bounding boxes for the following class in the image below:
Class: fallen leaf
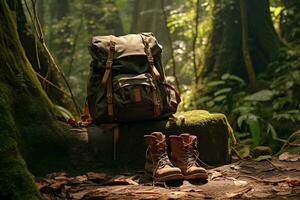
[209,171,223,180]
[234,180,248,186]
[279,152,300,162]
[168,191,186,199]
[86,172,111,183]
[230,165,241,170]
[102,175,139,186]
[69,175,87,185]
[225,186,252,198]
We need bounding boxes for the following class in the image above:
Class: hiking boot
[144,132,183,182]
[170,133,208,180]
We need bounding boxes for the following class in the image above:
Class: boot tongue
[151,132,164,141]
[151,132,166,151]
[180,133,196,148]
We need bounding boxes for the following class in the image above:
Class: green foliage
[244,90,274,102]
[269,4,284,31]
[278,0,300,44]
[165,0,212,90]
[53,104,74,121]
[191,47,300,151]
[194,73,246,113]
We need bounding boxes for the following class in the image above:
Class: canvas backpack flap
[88,34,163,78]
[89,34,162,60]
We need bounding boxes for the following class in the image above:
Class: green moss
[0,1,75,198]
[174,110,226,126]
[0,86,41,199]
[0,150,41,200]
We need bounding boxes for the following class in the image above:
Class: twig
[231,146,243,160]
[238,174,293,184]
[35,72,72,98]
[266,159,283,172]
[25,0,81,116]
[197,158,215,169]
[23,1,39,36]
[24,0,49,88]
[289,142,300,147]
[41,40,81,116]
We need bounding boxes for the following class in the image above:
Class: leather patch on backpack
[133,87,142,102]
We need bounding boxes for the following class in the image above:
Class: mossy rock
[86,110,232,170]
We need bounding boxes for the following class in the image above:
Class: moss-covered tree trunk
[0,1,76,198]
[6,0,74,112]
[201,0,283,81]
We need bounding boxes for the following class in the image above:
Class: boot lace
[183,141,211,168]
[183,141,199,168]
[150,139,173,178]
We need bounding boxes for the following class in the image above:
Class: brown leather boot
[144,132,183,182]
[170,133,208,180]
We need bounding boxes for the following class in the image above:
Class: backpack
[85,33,180,124]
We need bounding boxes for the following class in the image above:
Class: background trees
[21,0,300,155]
[1,0,300,197]
[202,0,283,83]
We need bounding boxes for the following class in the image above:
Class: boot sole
[184,173,208,180]
[154,173,184,182]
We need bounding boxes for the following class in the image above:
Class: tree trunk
[130,0,172,65]
[11,0,75,113]
[0,1,76,198]
[239,0,256,89]
[201,0,283,81]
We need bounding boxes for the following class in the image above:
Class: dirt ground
[36,155,300,199]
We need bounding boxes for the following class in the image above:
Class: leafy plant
[53,104,75,121]
[191,48,300,150]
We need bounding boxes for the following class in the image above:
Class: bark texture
[202,0,283,81]
[10,0,74,110]
[0,1,76,198]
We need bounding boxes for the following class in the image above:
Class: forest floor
[36,155,300,199]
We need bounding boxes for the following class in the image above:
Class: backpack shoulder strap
[139,34,161,80]
[101,40,115,120]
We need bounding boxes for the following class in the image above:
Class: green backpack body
[86,33,180,124]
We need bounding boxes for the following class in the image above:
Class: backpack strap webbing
[101,41,115,120]
[141,35,161,117]
[143,39,161,80]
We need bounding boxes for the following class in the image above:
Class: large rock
[85,110,232,169]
